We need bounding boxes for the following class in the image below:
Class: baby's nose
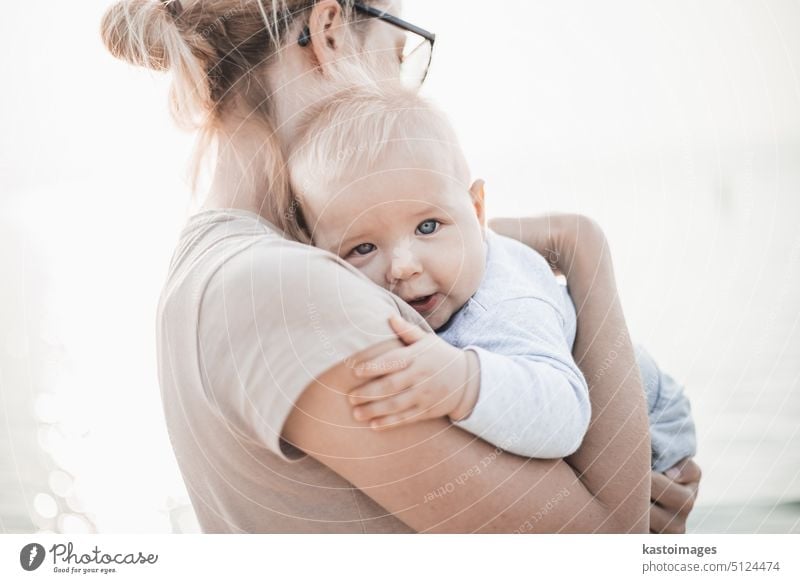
[390,259,421,281]
[388,244,422,282]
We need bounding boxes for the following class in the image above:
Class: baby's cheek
[356,259,391,290]
[453,250,484,299]
[430,254,458,292]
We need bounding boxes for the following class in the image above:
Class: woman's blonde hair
[100,0,372,240]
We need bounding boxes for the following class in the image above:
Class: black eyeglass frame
[350,1,436,84]
[351,2,436,46]
[298,2,436,84]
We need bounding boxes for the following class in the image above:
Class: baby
[289,85,695,469]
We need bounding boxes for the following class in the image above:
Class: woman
[102,0,699,532]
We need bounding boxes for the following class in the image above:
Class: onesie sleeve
[453,296,591,459]
[636,345,698,472]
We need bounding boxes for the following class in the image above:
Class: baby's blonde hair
[289,83,470,228]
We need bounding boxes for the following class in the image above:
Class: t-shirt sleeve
[196,242,421,461]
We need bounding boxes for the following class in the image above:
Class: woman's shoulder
[185,209,382,297]
[160,207,428,364]
[168,207,425,332]
[164,208,349,293]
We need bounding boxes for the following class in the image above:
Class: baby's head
[289,85,486,330]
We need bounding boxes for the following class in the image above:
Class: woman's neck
[203,114,287,221]
[202,50,314,220]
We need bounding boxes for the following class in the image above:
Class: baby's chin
[422,305,456,331]
[400,291,455,330]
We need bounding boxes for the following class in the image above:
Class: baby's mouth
[406,293,441,314]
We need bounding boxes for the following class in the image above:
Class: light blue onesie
[438,230,696,472]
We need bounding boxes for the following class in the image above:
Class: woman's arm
[284,214,651,532]
[491,214,652,530]
[493,215,702,533]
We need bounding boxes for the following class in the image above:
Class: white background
[1,0,798,533]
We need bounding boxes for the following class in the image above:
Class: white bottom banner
[1,534,797,582]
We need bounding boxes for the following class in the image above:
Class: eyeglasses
[351,1,436,88]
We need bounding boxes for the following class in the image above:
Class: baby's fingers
[352,346,413,379]
[370,408,423,431]
[352,389,418,422]
[349,369,415,406]
[389,315,428,345]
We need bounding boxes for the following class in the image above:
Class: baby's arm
[347,316,480,429]
[451,296,591,458]
[635,345,697,472]
[346,299,590,460]
[350,297,591,458]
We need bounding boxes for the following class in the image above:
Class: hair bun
[100,0,174,71]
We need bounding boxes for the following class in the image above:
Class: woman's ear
[308,0,346,69]
[469,179,486,227]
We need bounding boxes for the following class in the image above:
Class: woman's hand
[347,316,481,429]
[650,457,702,533]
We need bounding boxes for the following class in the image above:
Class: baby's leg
[635,345,697,472]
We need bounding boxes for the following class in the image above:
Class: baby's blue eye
[351,243,376,256]
[416,220,440,236]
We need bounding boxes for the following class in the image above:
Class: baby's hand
[349,316,479,430]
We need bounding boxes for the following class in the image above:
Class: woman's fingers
[649,502,688,534]
[369,407,422,430]
[666,457,702,486]
[389,315,428,345]
[651,470,697,515]
[648,465,699,533]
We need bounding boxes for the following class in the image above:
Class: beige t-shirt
[156,209,430,533]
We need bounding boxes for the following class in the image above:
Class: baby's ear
[469,179,486,227]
